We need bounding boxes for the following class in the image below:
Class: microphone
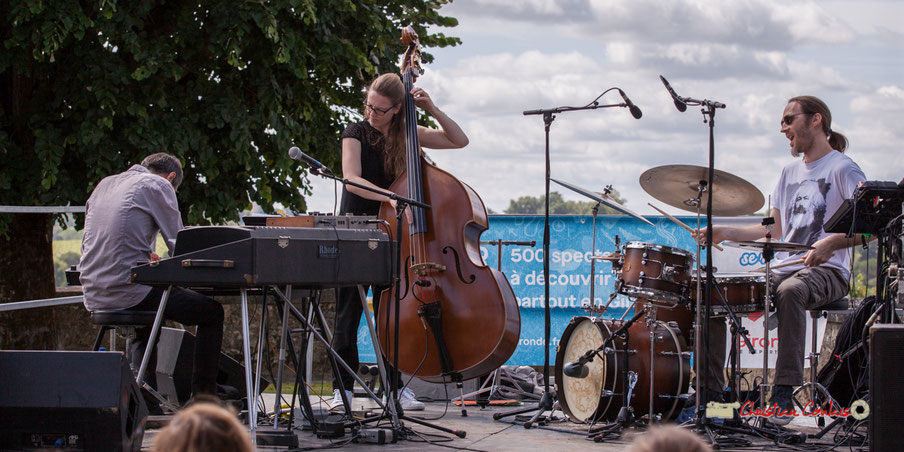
[288,146,325,171]
[618,89,643,119]
[563,360,590,378]
[659,75,687,112]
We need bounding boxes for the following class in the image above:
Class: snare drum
[554,315,690,424]
[617,242,695,305]
[689,273,767,314]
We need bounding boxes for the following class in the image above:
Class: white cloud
[304,1,902,217]
[448,0,855,49]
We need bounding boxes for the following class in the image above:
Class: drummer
[693,95,866,425]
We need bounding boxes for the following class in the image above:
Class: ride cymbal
[639,165,764,216]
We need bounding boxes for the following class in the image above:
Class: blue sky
[305,0,903,216]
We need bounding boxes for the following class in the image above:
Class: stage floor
[139,394,855,451]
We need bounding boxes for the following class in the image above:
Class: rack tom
[616,242,695,305]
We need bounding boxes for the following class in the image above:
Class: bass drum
[554,315,691,423]
[642,299,695,347]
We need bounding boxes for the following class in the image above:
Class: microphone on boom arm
[659,75,687,112]
[288,146,329,174]
[618,89,643,119]
[562,308,647,379]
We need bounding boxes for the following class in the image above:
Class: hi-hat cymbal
[639,165,764,216]
[550,178,654,226]
[722,239,813,253]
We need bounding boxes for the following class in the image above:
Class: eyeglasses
[781,113,809,127]
[364,102,395,116]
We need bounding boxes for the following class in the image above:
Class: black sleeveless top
[339,121,395,215]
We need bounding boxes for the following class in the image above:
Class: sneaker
[328,389,353,412]
[399,387,425,411]
[767,385,795,426]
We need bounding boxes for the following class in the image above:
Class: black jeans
[331,284,396,393]
[129,286,224,396]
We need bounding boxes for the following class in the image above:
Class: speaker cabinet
[869,324,904,452]
[0,351,147,451]
[156,327,263,406]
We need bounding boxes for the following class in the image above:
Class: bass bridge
[410,262,446,276]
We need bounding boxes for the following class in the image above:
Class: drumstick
[750,258,805,273]
[647,203,724,251]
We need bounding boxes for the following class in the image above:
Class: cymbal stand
[687,179,707,414]
[646,305,659,424]
[715,287,757,405]
[758,214,776,414]
[496,92,634,428]
[589,196,604,311]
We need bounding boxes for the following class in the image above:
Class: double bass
[376,27,520,383]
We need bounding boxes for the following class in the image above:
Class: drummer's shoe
[683,389,724,408]
[766,385,795,426]
[676,389,725,423]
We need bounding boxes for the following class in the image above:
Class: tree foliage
[0,0,461,229]
[0,0,460,310]
[504,190,628,215]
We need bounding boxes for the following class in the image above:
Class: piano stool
[90,310,157,369]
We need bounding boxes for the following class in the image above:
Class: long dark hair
[368,74,407,177]
[788,95,848,153]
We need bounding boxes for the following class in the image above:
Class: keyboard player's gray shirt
[79,165,183,311]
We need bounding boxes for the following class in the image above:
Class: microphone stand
[662,77,785,445]
[308,167,468,439]
[494,97,632,428]
[660,76,730,444]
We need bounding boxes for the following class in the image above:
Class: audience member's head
[152,402,252,452]
[628,425,712,452]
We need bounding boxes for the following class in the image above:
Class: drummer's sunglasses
[781,113,810,127]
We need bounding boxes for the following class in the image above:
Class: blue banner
[356,214,714,366]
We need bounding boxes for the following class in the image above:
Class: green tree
[849,242,878,298]
[504,190,628,215]
[0,1,461,345]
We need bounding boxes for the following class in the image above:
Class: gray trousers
[706,266,848,390]
[771,266,849,386]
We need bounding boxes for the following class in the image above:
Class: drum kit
[551,164,815,433]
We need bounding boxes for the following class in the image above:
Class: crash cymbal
[550,178,654,226]
[722,239,813,253]
[639,165,764,216]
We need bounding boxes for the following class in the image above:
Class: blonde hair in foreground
[628,425,712,452]
[152,402,252,452]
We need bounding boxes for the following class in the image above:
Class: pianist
[79,152,225,407]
